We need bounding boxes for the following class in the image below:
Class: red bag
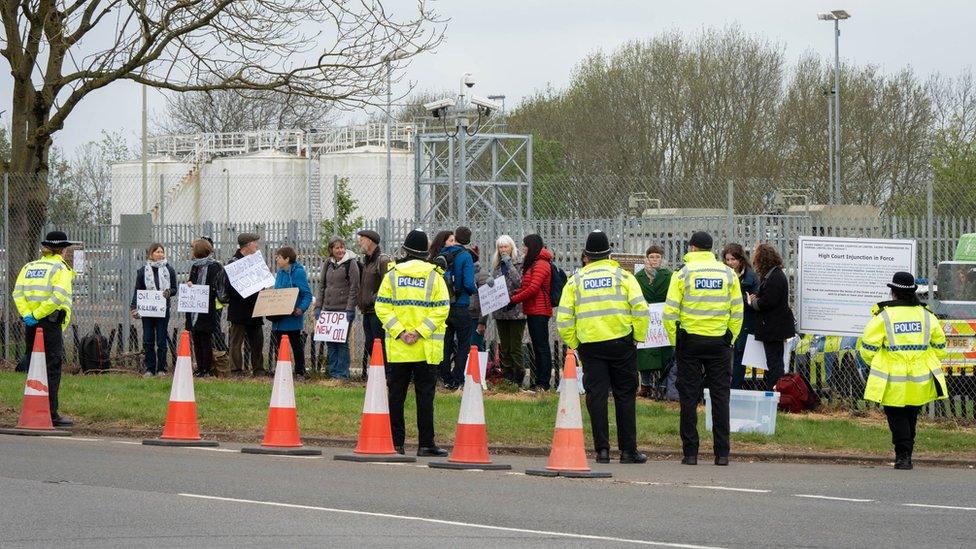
[775,373,819,413]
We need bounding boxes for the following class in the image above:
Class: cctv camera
[423,98,455,117]
[471,95,503,112]
[462,73,475,89]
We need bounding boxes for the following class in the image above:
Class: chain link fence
[2,169,975,422]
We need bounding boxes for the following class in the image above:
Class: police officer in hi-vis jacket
[663,231,743,466]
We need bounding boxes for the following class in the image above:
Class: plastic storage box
[704,389,780,435]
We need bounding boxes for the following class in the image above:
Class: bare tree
[70,130,129,223]
[1,0,444,284]
[155,88,336,134]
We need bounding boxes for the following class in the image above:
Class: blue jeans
[142,317,169,374]
[327,341,351,379]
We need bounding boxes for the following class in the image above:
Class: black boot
[894,452,913,470]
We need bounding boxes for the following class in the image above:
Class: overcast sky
[2,0,973,154]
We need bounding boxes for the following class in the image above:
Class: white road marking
[111,440,142,445]
[46,436,101,442]
[903,503,976,511]
[795,495,874,503]
[688,485,771,494]
[179,493,725,548]
[185,447,238,453]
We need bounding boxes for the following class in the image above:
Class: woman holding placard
[491,235,526,386]
[748,243,796,390]
[185,238,227,377]
[316,237,360,380]
[635,245,673,398]
[274,246,313,380]
[130,243,178,377]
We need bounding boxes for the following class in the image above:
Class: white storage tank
[319,145,415,222]
[202,149,310,223]
[110,156,192,224]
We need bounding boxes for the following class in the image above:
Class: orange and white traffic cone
[143,331,218,447]
[242,335,321,455]
[430,345,510,470]
[335,338,416,463]
[0,328,70,437]
[526,349,611,478]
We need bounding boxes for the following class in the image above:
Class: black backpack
[79,328,111,373]
[549,261,568,307]
[324,258,363,288]
[436,248,466,303]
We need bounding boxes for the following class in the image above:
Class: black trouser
[142,317,169,374]
[884,405,920,458]
[229,323,265,375]
[442,305,473,386]
[577,336,639,453]
[527,315,553,390]
[676,332,732,458]
[387,361,438,447]
[273,330,307,376]
[22,317,65,418]
[731,331,748,390]
[361,312,387,378]
[762,339,785,390]
[191,330,214,375]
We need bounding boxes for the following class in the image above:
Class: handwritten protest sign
[313,311,350,343]
[177,284,209,313]
[637,302,670,349]
[136,290,167,318]
[477,276,510,316]
[72,250,86,274]
[223,251,275,298]
[252,287,299,317]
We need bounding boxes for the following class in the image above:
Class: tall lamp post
[382,50,408,227]
[818,9,850,204]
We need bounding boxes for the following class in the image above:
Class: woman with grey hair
[491,235,526,385]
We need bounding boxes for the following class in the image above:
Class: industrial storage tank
[203,149,310,223]
[110,156,192,224]
[319,145,415,222]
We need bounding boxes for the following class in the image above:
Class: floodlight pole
[833,17,842,204]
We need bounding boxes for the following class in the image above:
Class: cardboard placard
[477,276,510,316]
[136,290,167,318]
[72,250,86,274]
[313,311,350,343]
[177,284,209,313]
[223,251,275,299]
[610,253,644,275]
[252,287,299,317]
[637,302,670,349]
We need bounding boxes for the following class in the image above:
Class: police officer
[859,271,948,470]
[663,231,743,466]
[556,230,650,464]
[375,229,451,457]
[12,231,77,427]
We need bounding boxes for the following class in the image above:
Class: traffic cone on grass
[430,346,510,470]
[0,328,70,437]
[335,338,416,463]
[526,349,611,478]
[242,335,321,455]
[143,331,218,447]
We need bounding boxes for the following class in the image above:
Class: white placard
[634,263,645,274]
[313,311,350,343]
[72,250,85,274]
[136,290,167,318]
[477,276,511,316]
[797,236,916,336]
[637,302,670,349]
[478,351,489,390]
[223,250,275,299]
[177,284,210,313]
[742,334,795,371]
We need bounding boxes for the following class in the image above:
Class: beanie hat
[402,229,429,257]
[357,229,381,245]
[455,226,472,246]
[689,231,713,251]
[584,230,611,256]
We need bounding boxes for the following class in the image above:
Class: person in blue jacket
[722,243,759,389]
[271,246,312,380]
[429,227,478,390]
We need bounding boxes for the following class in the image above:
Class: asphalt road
[1,434,975,548]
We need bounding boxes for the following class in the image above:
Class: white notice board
[797,236,916,337]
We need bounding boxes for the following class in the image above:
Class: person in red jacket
[509,234,554,391]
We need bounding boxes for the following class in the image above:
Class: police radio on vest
[695,278,724,290]
[893,321,923,334]
[583,277,614,290]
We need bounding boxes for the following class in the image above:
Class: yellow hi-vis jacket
[858,303,948,406]
[663,251,743,345]
[556,259,650,349]
[12,252,75,331]
[375,258,450,364]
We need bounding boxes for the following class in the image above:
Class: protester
[356,229,391,377]
[435,226,477,390]
[663,231,743,466]
[129,242,178,377]
[468,245,489,352]
[224,233,266,377]
[427,230,454,269]
[12,230,77,427]
[508,234,553,391]
[722,243,759,389]
[858,271,948,470]
[556,230,650,464]
[272,246,312,381]
[635,244,673,398]
[491,235,526,385]
[748,243,796,390]
[185,238,228,377]
[375,229,451,456]
[316,237,358,380]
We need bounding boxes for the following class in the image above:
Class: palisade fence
[2,172,976,422]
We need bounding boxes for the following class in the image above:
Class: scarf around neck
[145,259,170,292]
